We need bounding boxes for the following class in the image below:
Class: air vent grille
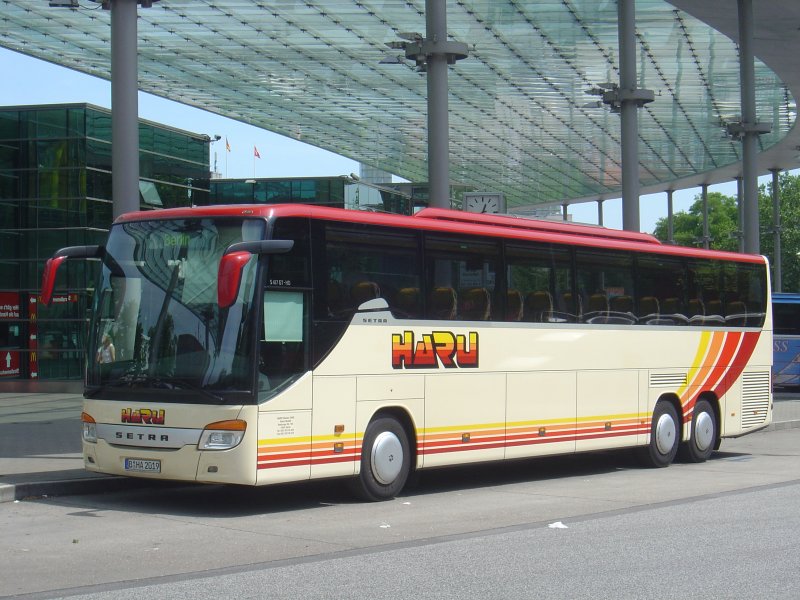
[741,371,771,428]
[649,373,687,388]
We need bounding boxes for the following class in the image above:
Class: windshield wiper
[148,376,225,403]
[89,373,224,403]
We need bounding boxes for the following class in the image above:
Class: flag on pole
[225,138,231,152]
[254,145,261,159]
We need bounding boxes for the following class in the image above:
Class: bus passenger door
[256,289,313,484]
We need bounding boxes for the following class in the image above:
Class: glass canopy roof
[0,0,794,212]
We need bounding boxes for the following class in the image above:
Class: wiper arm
[93,373,221,402]
[149,377,225,403]
[85,385,106,398]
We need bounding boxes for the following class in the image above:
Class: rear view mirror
[217,251,253,308]
[40,245,103,306]
[217,239,294,308]
[41,256,68,306]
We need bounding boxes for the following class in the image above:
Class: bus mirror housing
[40,245,102,306]
[217,239,294,308]
[218,251,253,308]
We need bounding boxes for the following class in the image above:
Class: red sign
[0,292,20,319]
[29,295,38,379]
[0,350,20,378]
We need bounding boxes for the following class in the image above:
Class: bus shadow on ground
[408,449,637,497]
[37,446,745,518]
[37,449,752,518]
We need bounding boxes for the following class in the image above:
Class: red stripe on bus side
[710,331,761,399]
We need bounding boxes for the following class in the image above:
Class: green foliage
[758,172,800,292]
[653,191,740,252]
[652,173,800,292]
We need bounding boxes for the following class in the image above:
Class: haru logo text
[121,408,166,425]
[391,331,478,369]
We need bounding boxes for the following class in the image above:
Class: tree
[758,172,800,292]
[652,191,740,252]
[652,172,800,292]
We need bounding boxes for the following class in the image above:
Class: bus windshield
[86,217,265,402]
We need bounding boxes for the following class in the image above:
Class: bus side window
[424,235,498,321]
[634,255,687,325]
[576,249,634,324]
[506,241,573,323]
[321,223,420,321]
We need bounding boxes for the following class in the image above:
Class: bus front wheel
[678,399,717,463]
[351,416,410,501]
[639,401,680,468]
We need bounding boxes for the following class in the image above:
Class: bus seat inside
[428,287,457,319]
[506,289,523,321]
[459,287,491,320]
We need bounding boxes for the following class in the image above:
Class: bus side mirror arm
[217,239,294,308]
[40,245,103,306]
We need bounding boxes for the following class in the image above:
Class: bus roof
[415,207,662,245]
[114,204,766,265]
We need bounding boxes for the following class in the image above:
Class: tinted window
[506,242,573,322]
[424,235,498,321]
[636,255,688,325]
[576,250,635,324]
[321,223,420,320]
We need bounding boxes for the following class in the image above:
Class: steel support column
[618,0,641,232]
[666,190,674,244]
[403,1,467,210]
[736,176,745,253]
[738,0,760,254]
[771,169,782,292]
[701,184,710,250]
[110,0,140,218]
[597,199,604,227]
[426,0,449,209]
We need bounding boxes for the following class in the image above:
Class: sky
[1,47,769,234]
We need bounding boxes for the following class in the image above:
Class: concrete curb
[0,475,159,503]
[765,419,800,432]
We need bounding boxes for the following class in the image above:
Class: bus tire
[639,401,679,468]
[678,399,716,463]
[351,416,410,501]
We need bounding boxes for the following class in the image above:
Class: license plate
[124,458,161,473]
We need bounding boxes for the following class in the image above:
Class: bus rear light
[81,412,97,443]
[199,419,247,451]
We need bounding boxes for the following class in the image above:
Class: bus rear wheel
[351,416,410,501]
[639,401,679,468]
[678,399,717,463]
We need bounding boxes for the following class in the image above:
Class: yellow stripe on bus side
[677,330,712,399]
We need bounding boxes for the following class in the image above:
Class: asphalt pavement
[1,390,799,504]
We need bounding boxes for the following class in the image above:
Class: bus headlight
[198,420,247,450]
[81,412,97,443]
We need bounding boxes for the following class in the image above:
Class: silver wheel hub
[655,412,676,455]
[694,411,714,451]
[371,431,403,485]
